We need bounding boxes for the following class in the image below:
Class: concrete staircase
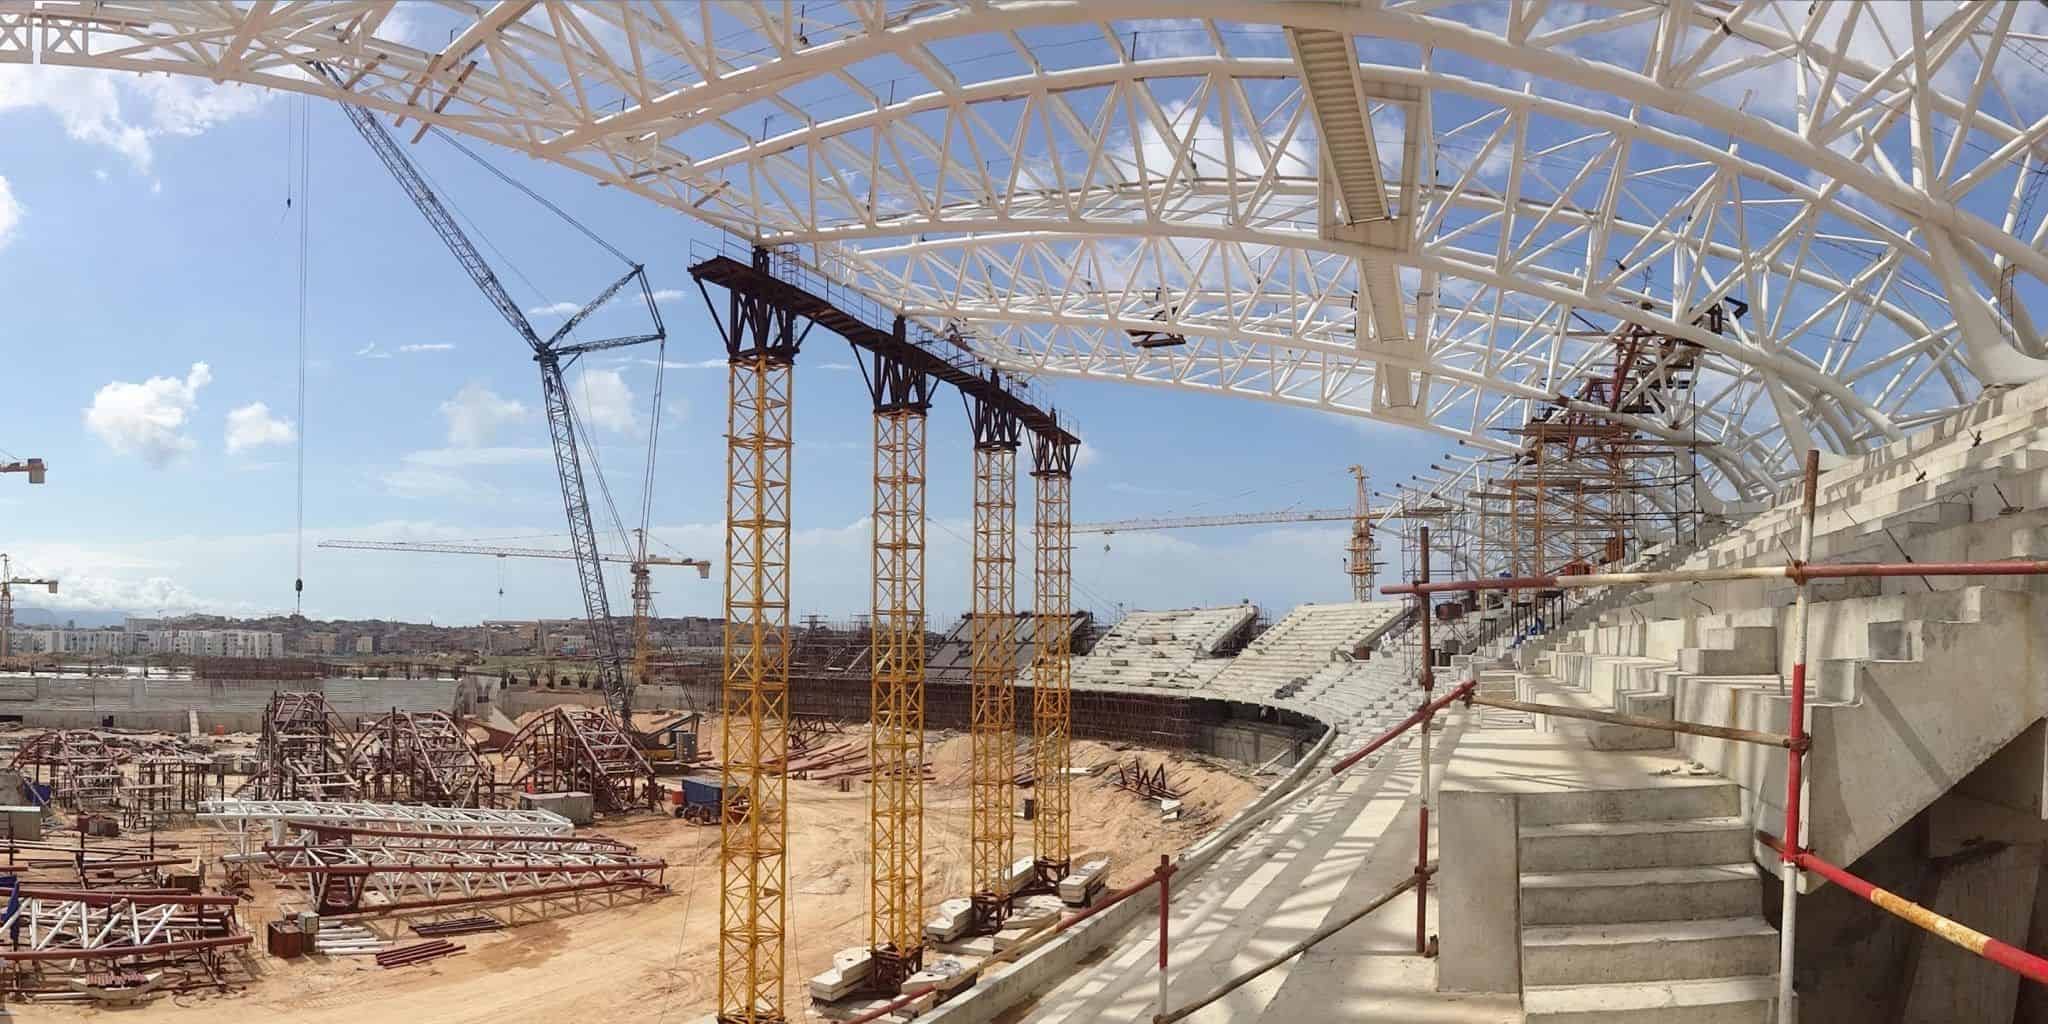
[1518,779,1778,1023]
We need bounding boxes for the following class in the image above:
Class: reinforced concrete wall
[0,673,484,733]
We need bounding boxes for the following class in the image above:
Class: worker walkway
[1001,702,1516,1024]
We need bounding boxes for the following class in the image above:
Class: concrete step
[1522,974,1775,1023]
[1517,782,1740,827]
[1519,816,1752,872]
[1520,864,1761,925]
[1520,917,1778,986]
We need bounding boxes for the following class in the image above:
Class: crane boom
[317,62,658,725]
[318,538,708,570]
[1071,508,1352,534]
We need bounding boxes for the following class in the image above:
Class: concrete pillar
[1437,782,1520,993]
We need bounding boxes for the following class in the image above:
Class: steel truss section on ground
[240,692,361,801]
[0,888,251,998]
[11,730,123,808]
[349,709,492,807]
[198,799,573,846]
[121,754,226,830]
[503,706,653,812]
[266,823,666,918]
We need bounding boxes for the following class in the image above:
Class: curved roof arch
[10,0,2046,501]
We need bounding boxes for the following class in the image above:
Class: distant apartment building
[354,635,377,655]
[301,631,339,656]
[141,628,285,658]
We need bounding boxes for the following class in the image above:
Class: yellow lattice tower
[968,397,1021,930]
[1347,465,1374,601]
[719,326,796,1022]
[1029,433,1077,882]
[865,346,932,989]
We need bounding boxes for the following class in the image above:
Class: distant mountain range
[7,607,133,629]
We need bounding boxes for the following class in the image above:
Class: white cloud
[573,367,637,432]
[0,176,21,249]
[379,447,551,499]
[439,383,529,446]
[397,343,455,353]
[83,362,212,467]
[0,66,268,172]
[815,361,856,372]
[224,401,296,453]
[636,357,727,370]
[651,288,685,303]
[355,342,392,360]
[526,301,580,317]
[401,446,551,468]
[1074,444,1103,470]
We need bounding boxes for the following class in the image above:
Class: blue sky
[0,69,1431,627]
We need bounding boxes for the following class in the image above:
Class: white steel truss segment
[198,799,574,836]
[10,1,2047,494]
[266,837,665,916]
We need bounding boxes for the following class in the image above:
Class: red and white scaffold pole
[1778,450,1818,1024]
[1381,450,2048,1012]
[1414,525,1435,957]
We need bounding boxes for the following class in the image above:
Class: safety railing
[841,652,1476,1024]
[1380,450,2048,1024]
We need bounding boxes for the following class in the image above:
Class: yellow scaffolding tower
[968,397,1021,930]
[865,348,932,990]
[1346,465,1376,601]
[1029,433,1077,883]
[719,335,796,1022]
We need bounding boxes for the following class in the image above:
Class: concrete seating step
[1516,781,1739,827]
[1518,815,1751,872]
[1520,917,1778,986]
[1521,974,1774,1023]
[1520,863,1761,925]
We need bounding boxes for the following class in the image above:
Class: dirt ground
[25,725,1261,1023]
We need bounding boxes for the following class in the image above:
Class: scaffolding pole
[1031,431,1078,885]
[968,393,1022,931]
[710,250,804,1024]
[863,339,932,990]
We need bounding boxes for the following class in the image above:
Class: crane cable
[429,127,632,268]
[292,94,311,617]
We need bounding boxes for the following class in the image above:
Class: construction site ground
[19,720,1260,1023]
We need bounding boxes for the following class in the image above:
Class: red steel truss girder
[503,706,652,811]
[348,710,489,807]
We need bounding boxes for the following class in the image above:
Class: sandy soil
[27,726,1260,1023]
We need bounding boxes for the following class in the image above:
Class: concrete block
[923,898,973,943]
[1523,974,1775,1023]
[808,947,874,1002]
[519,791,594,826]
[1007,894,1063,931]
[903,957,972,998]
[1520,864,1760,926]
[1437,784,1519,994]
[1004,857,1036,895]
[0,806,40,840]
[1521,918,1778,986]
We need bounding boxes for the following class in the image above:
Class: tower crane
[0,554,59,661]
[0,458,46,484]
[1072,467,1449,597]
[316,62,665,726]
[315,537,709,685]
